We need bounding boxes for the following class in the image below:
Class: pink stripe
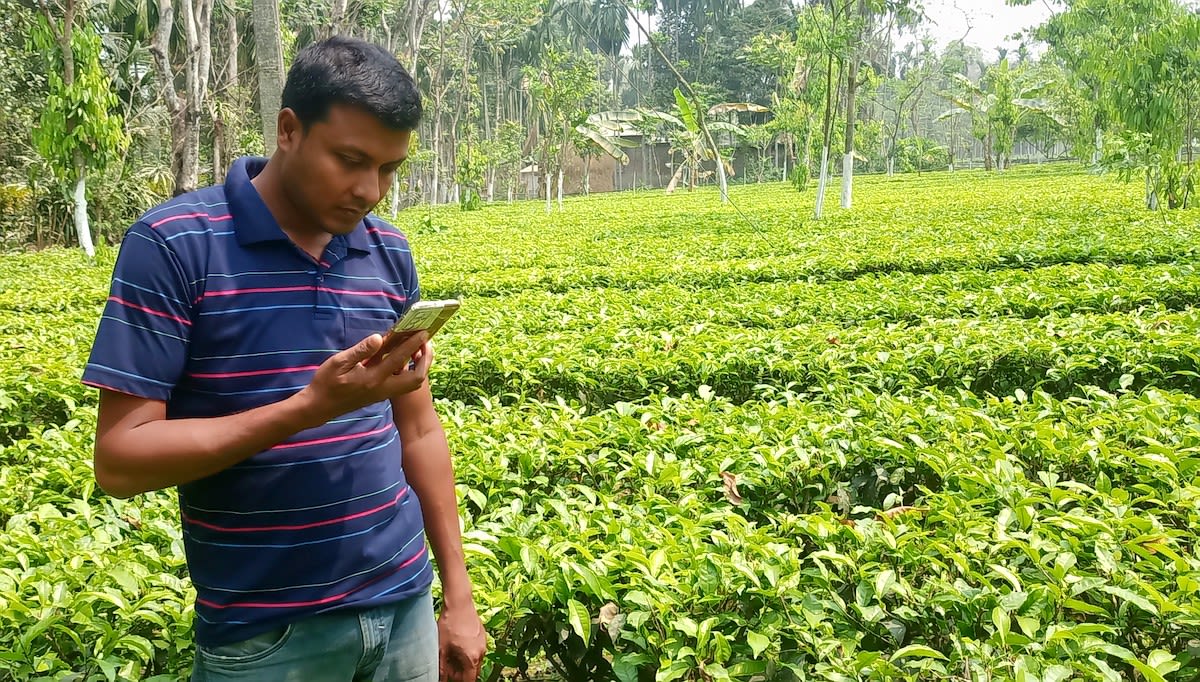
[189,365,320,379]
[271,423,394,451]
[204,286,405,302]
[184,488,408,532]
[367,227,407,240]
[109,296,192,326]
[150,212,233,228]
[196,546,427,610]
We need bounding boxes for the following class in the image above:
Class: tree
[32,0,128,257]
[839,0,919,209]
[150,0,214,195]
[253,0,284,155]
[524,44,601,210]
[937,58,1059,172]
[1013,0,1200,209]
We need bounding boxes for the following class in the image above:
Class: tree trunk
[73,154,95,258]
[431,113,441,204]
[557,168,563,210]
[152,0,212,195]
[328,0,348,37]
[815,53,834,218]
[544,172,551,212]
[583,155,591,195]
[54,0,94,256]
[841,72,858,209]
[253,0,284,155]
[816,145,830,219]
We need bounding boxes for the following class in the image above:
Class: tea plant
[2,164,1199,680]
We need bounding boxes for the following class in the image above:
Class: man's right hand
[295,330,432,426]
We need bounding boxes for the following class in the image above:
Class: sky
[917,0,1057,52]
[624,0,1060,57]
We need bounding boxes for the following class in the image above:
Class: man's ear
[276,108,303,152]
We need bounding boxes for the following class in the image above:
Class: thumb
[344,333,384,365]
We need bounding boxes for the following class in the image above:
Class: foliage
[4,166,1200,681]
[29,13,128,184]
[1018,0,1200,207]
[455,125,487,210]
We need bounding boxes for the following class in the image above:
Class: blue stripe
[99,315,189,342]
[325,273,407,286]
[205,270,312,279]
[198,304,398,316]
[191,348,340,361]
[189,383,309,397]
[162,228,236,241]
[85,363,174,387]
[238,433,399,470]
[194,612,250,625]
[185,514,399,549]
[193,529,423,593]
[143,199,229,220]
[365,559,432,600]
[126,229,171,251]
[187,473,399,516]
[113,277,190,306]
[369,244,411,253]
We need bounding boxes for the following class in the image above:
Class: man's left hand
[438,602,487,682]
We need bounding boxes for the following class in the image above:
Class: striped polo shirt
[81,156,434,647]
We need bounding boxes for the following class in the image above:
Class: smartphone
[366,299,461,366]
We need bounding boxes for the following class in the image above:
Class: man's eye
[340,155,363,166]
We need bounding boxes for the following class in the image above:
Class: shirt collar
[225,156,370,253]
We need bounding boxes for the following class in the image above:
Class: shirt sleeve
[81,222,195,401]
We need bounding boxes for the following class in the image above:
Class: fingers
[377,331,429,374]
[344,333,384,366]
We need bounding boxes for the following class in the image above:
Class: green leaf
[1099,585,1158,615]
[875,569,897,598]
[567,599,590,643]
[746,631,770,658]
[890,645,947,663]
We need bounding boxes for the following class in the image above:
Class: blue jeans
[190,589,438,682]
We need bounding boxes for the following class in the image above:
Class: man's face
[279,103,411,235]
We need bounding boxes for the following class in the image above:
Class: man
[81,36,487,681]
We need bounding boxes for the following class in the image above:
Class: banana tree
[572,110,641,194]
[938,59,1062,171]
[637,90,765,197]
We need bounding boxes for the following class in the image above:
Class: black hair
[281,36,422,131]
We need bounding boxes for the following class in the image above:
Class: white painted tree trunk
[556,169,563,210]
[390,175,399,216]
[815,145,830,219]
[544,172,551,212]
[887,157,894,177]
[73,172,95,258]
[840,153,854,209]
[715,156,729,203]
